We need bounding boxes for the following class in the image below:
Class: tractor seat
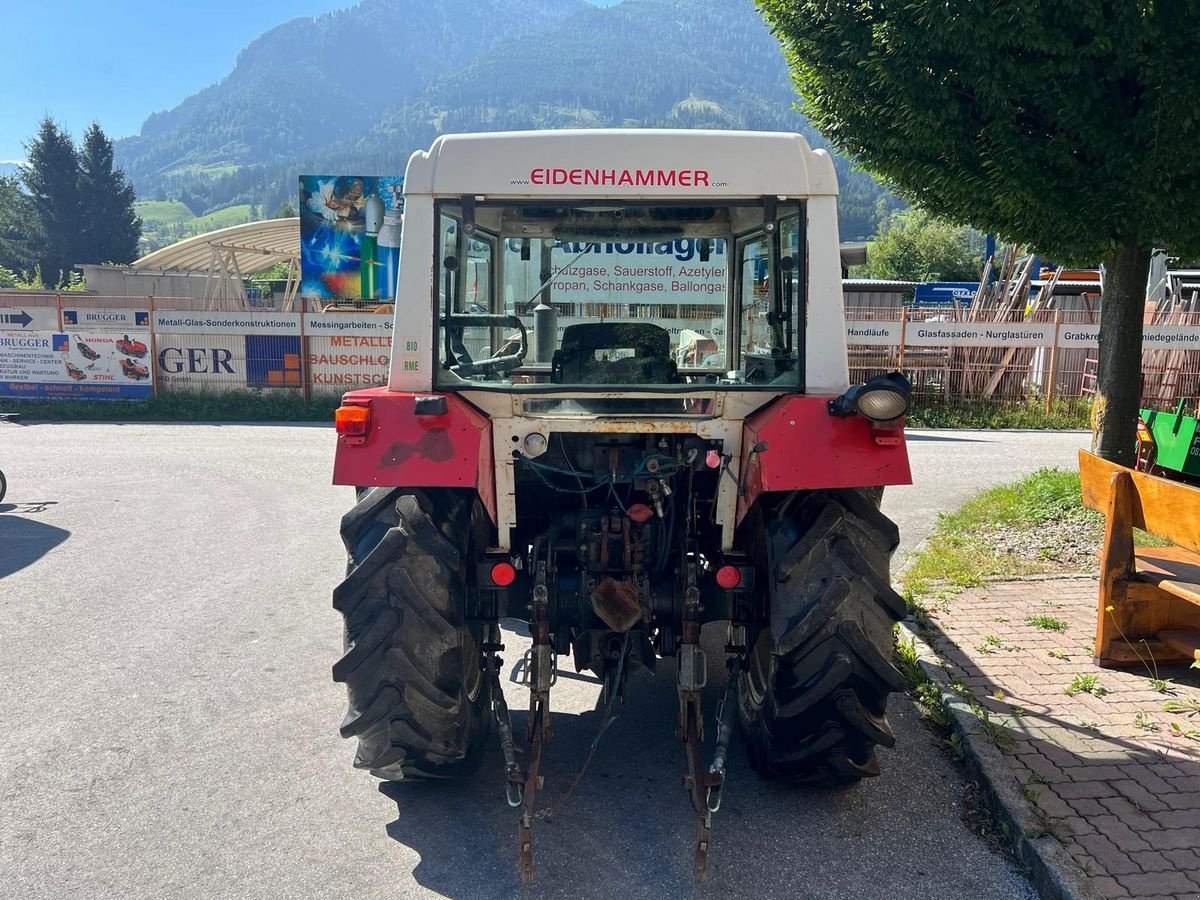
[551,323,680,385]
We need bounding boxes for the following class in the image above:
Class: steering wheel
[442,314,529,376]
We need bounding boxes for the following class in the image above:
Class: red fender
[332,388,496,524]
[737,395,911,524]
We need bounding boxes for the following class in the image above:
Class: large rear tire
[333,488,492,780]
[737,488,906,784]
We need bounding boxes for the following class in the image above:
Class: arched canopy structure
[133,218,301,310]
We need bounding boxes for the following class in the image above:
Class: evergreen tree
[19,117,81,283]
[0,174,40,273]
[78,123,141,264]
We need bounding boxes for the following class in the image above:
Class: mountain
[117,0,899,243]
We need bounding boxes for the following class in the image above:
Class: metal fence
[4,291,1199,412]
[847,305,1200,414]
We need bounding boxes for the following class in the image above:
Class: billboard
[299,175,404,304]
[155,334,303,391]
[0,331,153,400]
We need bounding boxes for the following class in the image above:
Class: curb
[898,620,1098,900]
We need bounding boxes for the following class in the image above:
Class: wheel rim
[462,628,483,703]
[745,630,771,706]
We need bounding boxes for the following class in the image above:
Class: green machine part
[1142,401,1200,476]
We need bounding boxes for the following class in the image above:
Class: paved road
[0,423,1087,900]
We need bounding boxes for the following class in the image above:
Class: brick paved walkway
[927,576,1200,900]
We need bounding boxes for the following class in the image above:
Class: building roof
[133,218,299,274]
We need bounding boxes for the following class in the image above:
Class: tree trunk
[1091,239,1152,466]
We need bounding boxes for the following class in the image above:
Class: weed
[902,588,931,627]
[1010,707,1027,718]
[1134,712,1159,733]
[950,679,973,700]
[994,616,1009,623]
[1104,606,1175,692]
[1026,614,1069,633]
[1169,722,1200,741]
[1049,648,1068,660]
[1022,785,1070,842]
[895,635,952,729]
[1027,772,1046,785]
[914,682,951,728]
[992,689,1006,701]
[975,708,1016,751]
[1065,674,1106,697]
[1163,696,1200,717]
[1080,720,1099,730]
[978,634,1003,654]
[945,732,965,761]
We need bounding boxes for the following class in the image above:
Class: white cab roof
[404,129,838,199]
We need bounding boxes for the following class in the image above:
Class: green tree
[19,117,81,283]
[274,199,297,218]
[757,1,1200,465]
[0,174,40,273]
[857,208,980,282]
[78,122,141,264]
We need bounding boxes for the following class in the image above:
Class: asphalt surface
[0,423,1088,900]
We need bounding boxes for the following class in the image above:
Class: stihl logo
[526,168,711,187]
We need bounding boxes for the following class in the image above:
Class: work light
[829,372,912,422]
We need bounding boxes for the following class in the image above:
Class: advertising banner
[300,175,404,304]
[846,322,903,346]
[0,330,153,400]
[155,333,302,391]
[0,306,60,330]
[505,239,727,310]
[302,312,392,335]
[1058,326,1100,349]
[152,311,300,336]
[306,334,391,390]
[63,308,151,331]
[905,322,1056,348]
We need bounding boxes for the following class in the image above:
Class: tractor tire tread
[738,488,904,785]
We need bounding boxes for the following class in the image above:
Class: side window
[738,236,772,364]
[438,212,460,313]
[736,212,802,385]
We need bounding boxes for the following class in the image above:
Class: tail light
[490,562,517,587]
[335,404,371,444]
[715,565,742,589]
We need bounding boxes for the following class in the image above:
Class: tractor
[330,129,912,883]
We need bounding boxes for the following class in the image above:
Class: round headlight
[856,388,909,422]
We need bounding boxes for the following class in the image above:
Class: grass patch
[1026,614,1069,633]
[1,391,341,423]
[133,199,196,228]
[192,204,255,231]
[1065,673,1106,697]
[906,398,1090,430]
[902,467,1102,593]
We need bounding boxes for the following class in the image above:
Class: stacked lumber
[1142,286,1200,409]
[942,248,1063,401]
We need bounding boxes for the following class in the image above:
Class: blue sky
[0,0,617,163]
[0,0,346,160]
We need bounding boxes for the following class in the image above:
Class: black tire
[0,469,6,504]
[737,488,906,785]
[333,488,492,780]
